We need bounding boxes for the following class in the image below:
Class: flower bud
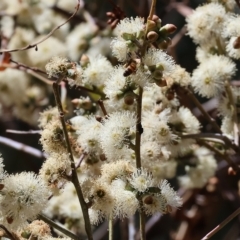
[0,184,4,190]
[152,15,162,28]
[160,24,177,35]
[147,19,157,31]
[147,31,159,42]
[233,37,240,49]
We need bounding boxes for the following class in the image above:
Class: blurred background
[1,0,240,239]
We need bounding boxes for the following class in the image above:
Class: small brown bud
[0,184,4,190]
[233,37,240,49]
[152,15,160,22]
[147,31,159,42]
[147,19,157,31]
[152,15,161,28]
[160,24,177,35]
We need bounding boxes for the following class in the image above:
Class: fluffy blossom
[0,172,49,230]
[100,111,136,160]
[191,55,236,98]
[186,3,227,44]
[82,55,113,88]
[128,168,154,192]
[114,17,145,40]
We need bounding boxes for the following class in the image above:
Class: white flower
[191,55,236,98]
[45,56,70,78]
[82,55,113,88]
[103,66,127,104]
[77,116,102,154]
[39,152,71,192]
[114,17,145,40]
[111,179,139,218]
[211,0,236,10]
[143,48,175,77]
[110,38,128,62]
[100,160,134,184]
[186,3,227,45]
[128,168,154,192]
[18,220,52,239]
[40,119,67,154]
[143,194,167,215]
[222,14,240,38]
[100,111,136,160]
[159,180,182,210]
[170,107,201,134]
[0,172,49,230]
[166,65,191,88]
[88,180,115,220]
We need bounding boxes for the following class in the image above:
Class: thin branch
[98,99,108,116]
[52,82,93,240]
[38,213,80,240]
[0,0,81,53]
[201,207,240,239]
[185,88,222,133]
[10,59,46,74]
[6,129,41,134]
[0,136,47,159]
[179,133,231,145]
[0,224,17,240]
[197,139,239,172]
[1,63,53,85]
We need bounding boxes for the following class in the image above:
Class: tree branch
[0,0,81,53]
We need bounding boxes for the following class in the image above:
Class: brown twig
[1,63,53,85]
[38,213,80,240]
[201,207,240,239]
[6,129,41,134]
[98,99,108,116]
[197,139,239,173]
[52,82,93,240]
[0,0,81,53]
[0,225,17,240]
[0,136,47,159]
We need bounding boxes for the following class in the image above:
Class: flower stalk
[52,82,93,240]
